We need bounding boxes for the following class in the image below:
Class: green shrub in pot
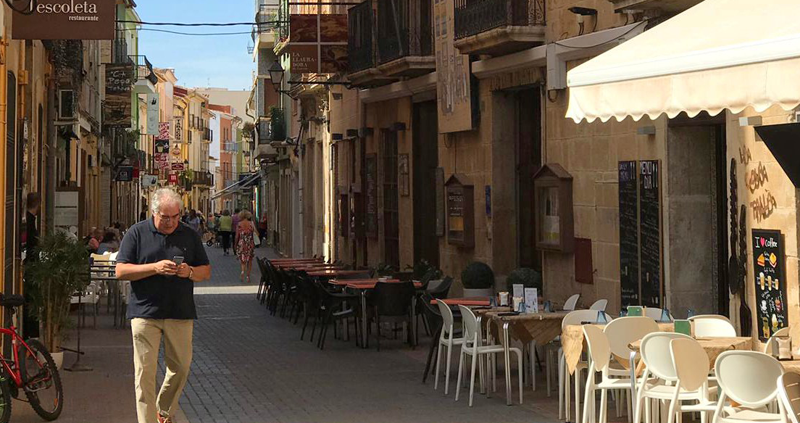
[506,268,542,292]
[461,261,495,297]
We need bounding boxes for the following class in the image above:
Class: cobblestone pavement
[15,244,562,423]
[180,246,560,423]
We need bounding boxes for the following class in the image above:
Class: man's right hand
[153,260,178,276]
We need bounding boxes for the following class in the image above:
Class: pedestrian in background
[115,188,211,423]
[87,227,103,253]
[231,208,241,255]
[97,230,120,254]
[258,212,268,248]
[235,210,256,283]
[218,210,233,255]
[23,192,41,339]
[186,209,201,235]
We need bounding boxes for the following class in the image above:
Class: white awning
[210,173,260,200]
[566,0,800,123]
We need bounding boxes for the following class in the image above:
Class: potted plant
[25,231,90,368]
[461,261,495,297]
[506,268,543,292]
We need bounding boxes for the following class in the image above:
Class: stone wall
[727,106,799,347]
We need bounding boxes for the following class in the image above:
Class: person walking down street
[218,210,233,255]
[115,188,211,423]
[235,210,256,283]
[231,208,241,255]
[258,212,268,248]
[186,209,201,235]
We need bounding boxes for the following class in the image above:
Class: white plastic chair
[558,310,603,422]
[590,299,609,311]
[435,300,465,395]
[605,316,659,421]
[713,351,785,423]
[689,315,736,338]
[778,372,800,423]
[764,327,791,355]
[582,325,633,423]
[634,333,714,423]
[564,294,580,311]
[455,305,523,407]
[667,337,719,423]
[644,307,673,322]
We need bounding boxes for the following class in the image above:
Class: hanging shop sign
[434,0,475,133]
[104,64,134,127]
[286,13,348,74]
[141,174,158,188]
[146,93,159,135]
[154,139,169,170]
[12,0,115,40]
[168,173,178,185]
[171,162,185,172]
[115,166,134,182]
[753,229,788,341]
[173,117,183,142]
[158,122,171,141]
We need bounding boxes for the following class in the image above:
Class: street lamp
[268,61,285,92]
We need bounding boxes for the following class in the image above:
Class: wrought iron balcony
[375,0,435,77]
[131,55,159,86]
[348,0,376,74]
[454,0,546,55]
[194,171,214,187]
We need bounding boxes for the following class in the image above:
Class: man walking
[116,188,212,423]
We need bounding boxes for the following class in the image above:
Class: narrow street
[15,245,559,423]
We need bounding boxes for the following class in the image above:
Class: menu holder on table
[627,306,644,317]
[674,319,691,336]
[524,288,538,314]
[597,311,609,324]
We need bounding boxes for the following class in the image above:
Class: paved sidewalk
[15,244,562,423]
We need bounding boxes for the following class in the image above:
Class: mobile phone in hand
[173,256,184,266]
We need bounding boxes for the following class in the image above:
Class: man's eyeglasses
[158,212,181,222]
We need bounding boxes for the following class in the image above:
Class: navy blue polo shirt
[116,218,210,320]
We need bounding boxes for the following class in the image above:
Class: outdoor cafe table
[483,311,570,405]
[431,297,491,307]
[274,263,341,270]
[329,279,422,349]
[308,269,370,278]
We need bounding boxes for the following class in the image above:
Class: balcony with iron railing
[252,3,278,54]
[375,0,435,77]
[347,0,397,87]
[131,55,158,93]
[454,0,546,56]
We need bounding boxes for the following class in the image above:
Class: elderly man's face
[153,202,181,234]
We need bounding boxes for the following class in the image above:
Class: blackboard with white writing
[639,160,662,308]
[619,161,639,307]
[753,229,788,341]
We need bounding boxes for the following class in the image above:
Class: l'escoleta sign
[12,0,115,40]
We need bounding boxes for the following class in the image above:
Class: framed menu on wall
[618,161,639,307]
[639,160,662,308]
[752,229,788,341]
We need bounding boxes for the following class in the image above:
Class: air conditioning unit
[58,89,76,121]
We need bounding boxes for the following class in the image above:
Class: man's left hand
[176,263,192,279]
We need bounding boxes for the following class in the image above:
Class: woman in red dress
[235,210,256,283]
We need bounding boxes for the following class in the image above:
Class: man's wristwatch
[188,266,194,280]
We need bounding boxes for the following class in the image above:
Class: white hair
[150,188,182,215]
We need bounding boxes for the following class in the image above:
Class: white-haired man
[116,188,211,423]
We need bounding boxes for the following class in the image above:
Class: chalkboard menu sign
[618,161,639,306]
[446,174,474,248]
[752,229,788,341]
[365,154,378,238]
[639,160,662,308]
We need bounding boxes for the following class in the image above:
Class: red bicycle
[0,294,63,422]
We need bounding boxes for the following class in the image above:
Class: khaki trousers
[132,318,193,423]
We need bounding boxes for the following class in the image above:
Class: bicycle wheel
[0,373,12,423]
[22,339,63,421]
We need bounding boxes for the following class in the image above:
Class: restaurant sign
[104,64,134,127]
[12,0,115,40]
[286,14,348,74]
